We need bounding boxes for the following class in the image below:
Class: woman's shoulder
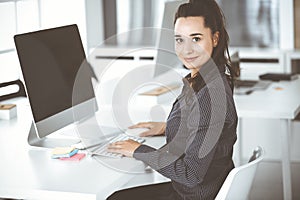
[197,73,232,95]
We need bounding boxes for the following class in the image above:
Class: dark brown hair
[174,0,237,89]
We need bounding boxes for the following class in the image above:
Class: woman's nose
[183,41,194,55]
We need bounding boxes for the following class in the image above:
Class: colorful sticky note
[51,148,79,159]
[52,146,76,155]
[59,153,86,161]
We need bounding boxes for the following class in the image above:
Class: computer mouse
[125,128,149,137]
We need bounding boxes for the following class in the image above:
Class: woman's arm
[133,86,230,187]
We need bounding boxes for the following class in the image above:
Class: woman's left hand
[107,139,142,158]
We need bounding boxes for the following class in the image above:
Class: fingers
[139,130,154,137]
[128,122,151,129]
[106,147,123,155]
[107,141,125,153]
[129,122,165,137]
[107,140,126,149]
[107,139,137,150]
[107,140,139,158]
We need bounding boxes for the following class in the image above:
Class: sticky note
[139,84,181,96]
[52,147,76,155]
[51,148,78,159]
[60,153,86,161]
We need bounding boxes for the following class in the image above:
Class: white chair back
[215,146,264,200]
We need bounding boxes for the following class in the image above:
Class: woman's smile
[184,56,199,63]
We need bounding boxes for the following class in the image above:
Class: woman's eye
[175,38,183,43]
[192,37,201,42]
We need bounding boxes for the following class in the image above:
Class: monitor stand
[28,122,80,148]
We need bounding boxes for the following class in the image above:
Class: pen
[245,90,253,95]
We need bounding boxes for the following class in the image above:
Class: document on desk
[139,83,181,96]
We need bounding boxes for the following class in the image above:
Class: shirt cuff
[133,144,156,159]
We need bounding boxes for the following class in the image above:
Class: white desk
[0,98,168,200]
[2,76,299,200]
[234,77,300,200]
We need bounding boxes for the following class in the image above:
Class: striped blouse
[133,59,238,200]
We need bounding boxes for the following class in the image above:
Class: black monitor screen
[14,25,95,122]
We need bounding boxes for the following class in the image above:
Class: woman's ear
[213,31,220,47]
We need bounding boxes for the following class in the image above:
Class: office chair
[215,146,264,200]
[0,79,26,101]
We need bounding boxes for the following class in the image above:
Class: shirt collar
[182,59,221,92]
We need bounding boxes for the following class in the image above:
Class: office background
[1,0,299,83]
[0,0,300,199]
[1,0,299,160]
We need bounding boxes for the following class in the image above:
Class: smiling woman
[107,0,238,200]
[174,16,219,76]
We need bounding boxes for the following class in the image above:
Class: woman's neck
[191,68,200,77]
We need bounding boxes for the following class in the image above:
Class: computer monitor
[14,24,97,148]
[154,0,186,78]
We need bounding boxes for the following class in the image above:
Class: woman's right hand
[128,122,166,137]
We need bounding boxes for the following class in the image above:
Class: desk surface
[233,77,300,200]
[234,77,300,119]
[0,98,168,200]
[2,77,300,200]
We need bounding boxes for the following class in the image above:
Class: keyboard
[234,79,271,90]
[234,79,271,95]
[90,134,145,158]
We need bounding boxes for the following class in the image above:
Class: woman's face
[174,16,219,75]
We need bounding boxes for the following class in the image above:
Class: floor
[249,161,300,200]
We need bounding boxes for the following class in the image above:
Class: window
[40,0,87,46]
[0,1,31,83]
[218,0,280,48]
[0,2,16,52]
[102,0,167,46]
[217,0,293,49]
[0,0,87,84]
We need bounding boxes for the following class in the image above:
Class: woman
[107,0,238,199]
